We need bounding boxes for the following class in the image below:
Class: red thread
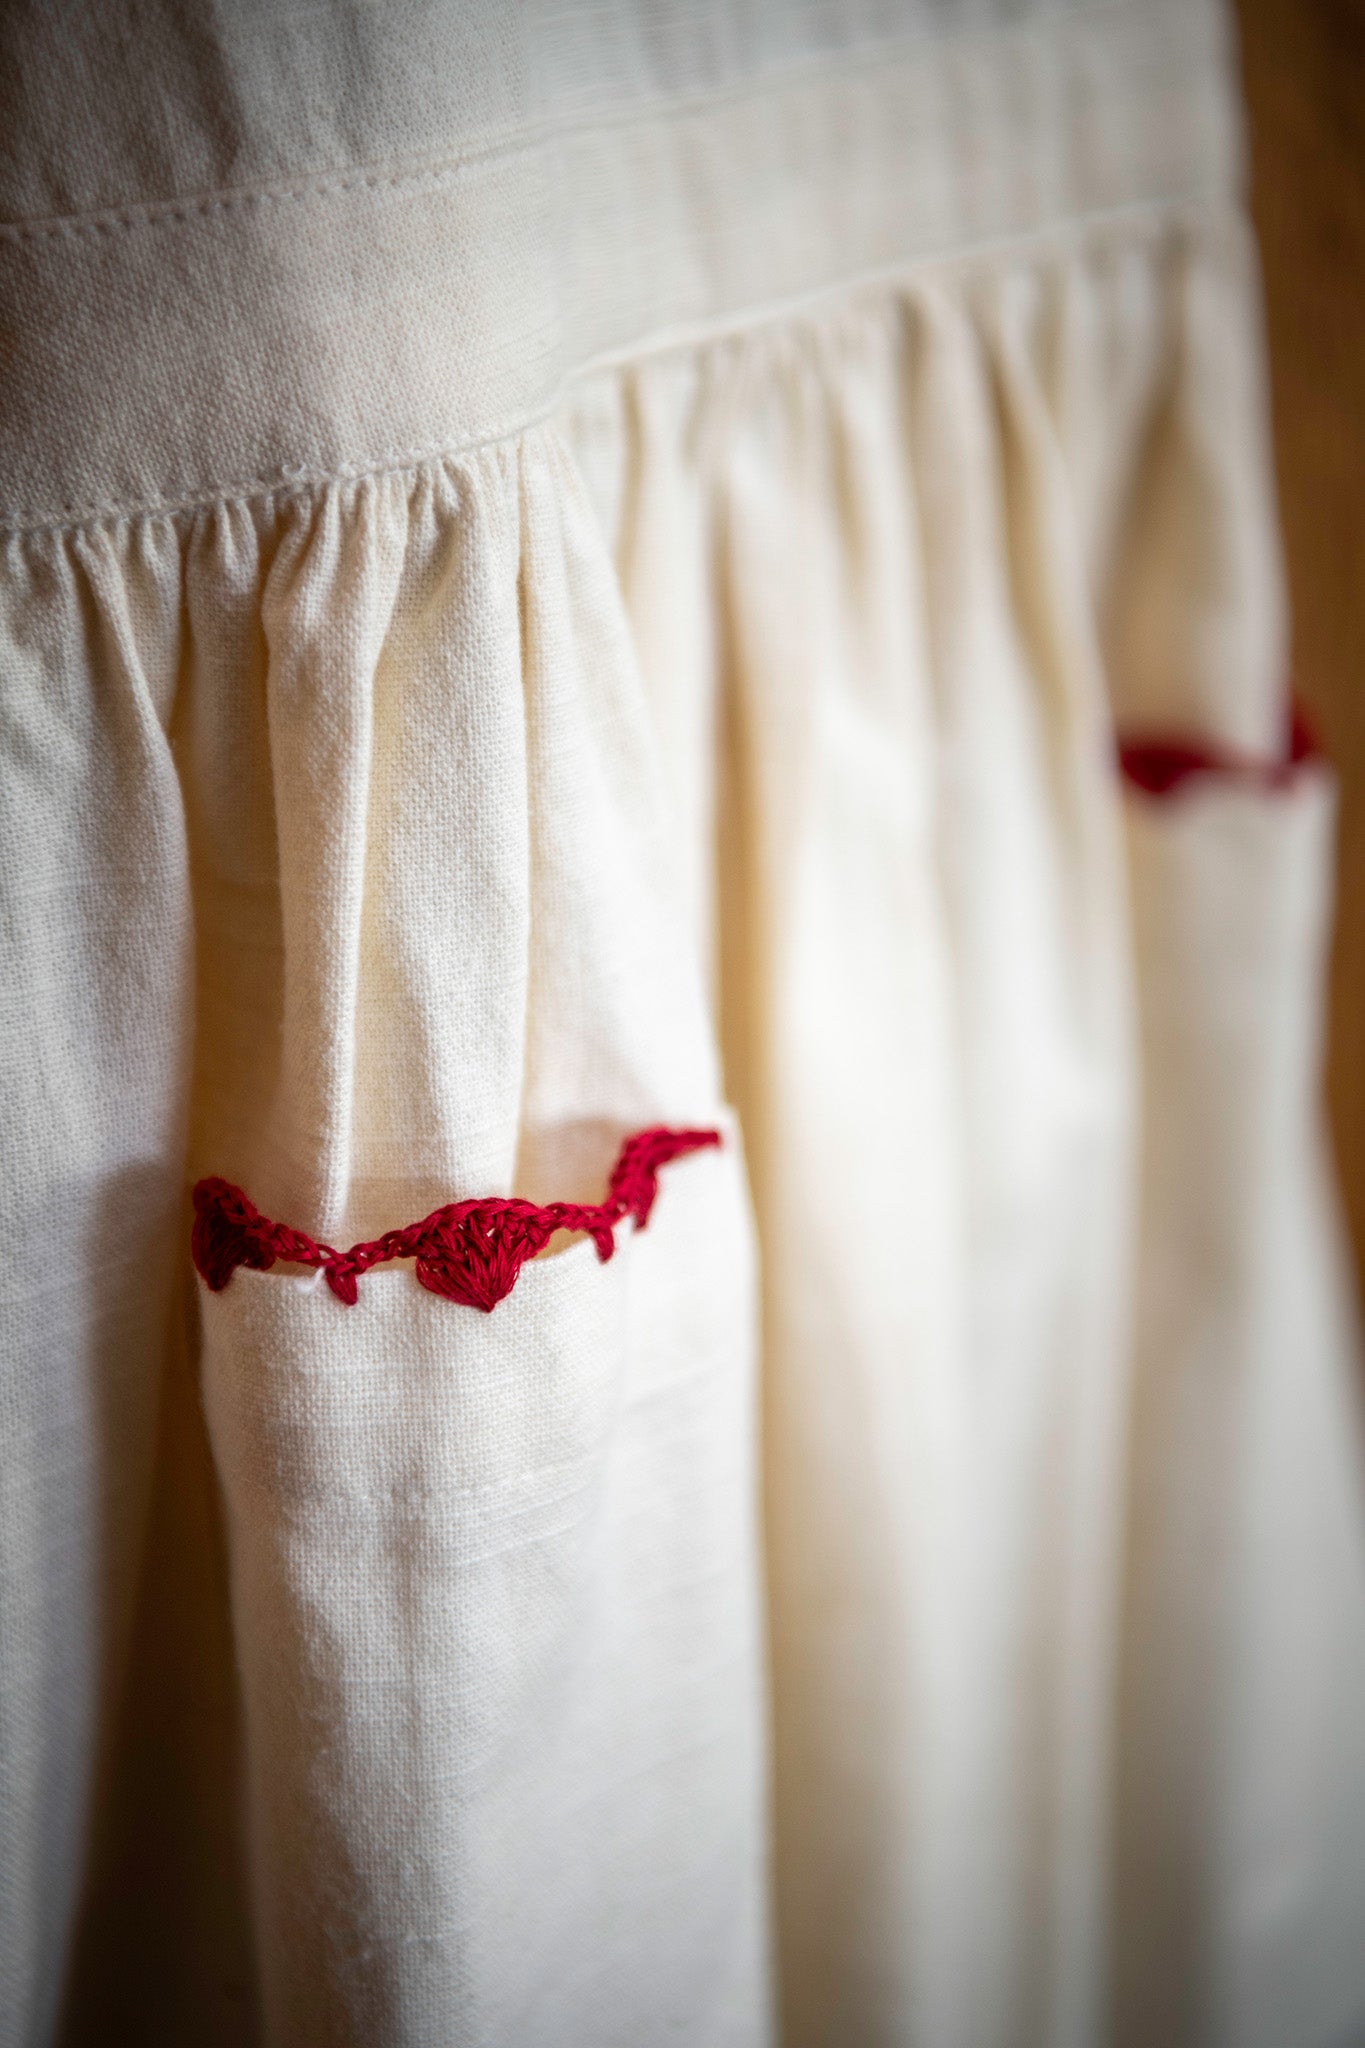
[191,1125,721,1310]
[1118,700,1321,797]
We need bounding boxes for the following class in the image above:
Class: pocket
[198,1119,771,2048]
[1117,766,1365,2040]
[1121,760,1340,1281]
[1124,756,1335,1069]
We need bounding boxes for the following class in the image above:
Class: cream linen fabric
[2,4,1365,2046]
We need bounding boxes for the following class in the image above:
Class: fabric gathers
[192,1126,721,1308]
[5,3,1365,2044]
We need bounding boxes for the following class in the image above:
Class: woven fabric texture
[2,5,1364,2046]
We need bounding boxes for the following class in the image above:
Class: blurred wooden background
[1237,0,1365,1283]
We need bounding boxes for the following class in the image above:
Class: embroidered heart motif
[412,1203,560,1311]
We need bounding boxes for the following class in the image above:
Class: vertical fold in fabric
[260,481,406,1240]
[1118,773,1365,2048]
[714,305,975,2048]
[513,429,720,1205]
[0,522,193,2045]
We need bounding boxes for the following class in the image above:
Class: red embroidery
[192,1125,721,1310]
[1118,701,1321,797]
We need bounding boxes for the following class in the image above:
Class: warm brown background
[1237,0,1365,1283]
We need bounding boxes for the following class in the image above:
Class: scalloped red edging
[1118,702,1321,797]
[192,1125,721,1310]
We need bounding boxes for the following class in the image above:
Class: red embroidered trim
[192,1125,721,1310]
[1118,702,1321,797]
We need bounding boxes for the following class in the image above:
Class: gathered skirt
[2,3,1364,2043]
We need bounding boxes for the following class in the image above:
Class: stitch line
[0,149,507,247]
[0,1,1142,248]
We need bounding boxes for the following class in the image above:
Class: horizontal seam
[0,0,1135,246]
[0,150,507,246]
[578,196,1209,377]
[0,195,1225,538]
[0,409,556,537]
